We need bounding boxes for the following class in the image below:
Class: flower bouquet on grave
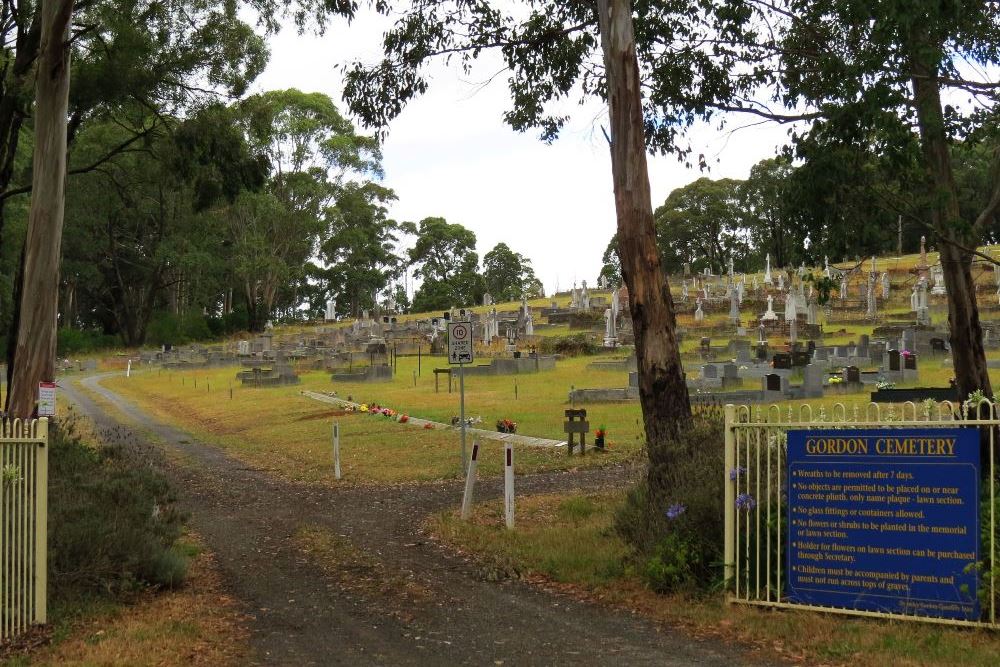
[496,418,517,434]
[399,414,409,423]
[594,425,607,449]
[359,404,369,413]
[827,377,842,385]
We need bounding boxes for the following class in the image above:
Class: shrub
[57,328,119,356]
[538,333,598,357]
[146,310,213,346]
[48,417,188,600]
[614,407,725,593]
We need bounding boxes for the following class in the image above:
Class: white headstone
[784,292,796,322]
[762,295,777,321]
[764,254,773,285]
[694,298,705,322]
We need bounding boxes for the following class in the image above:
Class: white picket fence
[0,418,48,642]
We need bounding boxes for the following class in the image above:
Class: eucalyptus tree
[482,242,541,302]
[224,89,382,331]
[344,0,1000,406]
[321,181,403,317]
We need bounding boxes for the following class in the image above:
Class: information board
[448,322,473,364]
[787,428,979,620]
[38,382,56,417]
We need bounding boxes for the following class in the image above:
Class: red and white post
[460,439,480,519]
[504,442,514,529]
[332,421,341,480]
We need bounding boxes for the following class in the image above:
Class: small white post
[504,442,514,529]
[460,439,480,519]
[126,359,131,378]
[332,421,341,480]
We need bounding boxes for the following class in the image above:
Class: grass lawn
[97,362,639,484]
[432,491,1000,667]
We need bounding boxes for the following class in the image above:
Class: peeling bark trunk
[910,47,992,404]
[7,0,74,418]
[596,0,691,466]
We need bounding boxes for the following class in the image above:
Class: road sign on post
[448,321,474,469]
[447,322,473,364]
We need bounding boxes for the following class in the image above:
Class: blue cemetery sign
[786,428,979,620]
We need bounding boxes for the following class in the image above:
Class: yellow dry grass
[11,536,248,667]
[434,492,1000,667]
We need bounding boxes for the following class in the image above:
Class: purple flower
[729,466,747,481]
[665,503,686,520]
[736,493,757,512]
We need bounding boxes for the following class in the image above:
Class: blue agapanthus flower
[665,503,686,520]
[735,493,757,512]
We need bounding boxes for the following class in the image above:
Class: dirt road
[63,376,768,666]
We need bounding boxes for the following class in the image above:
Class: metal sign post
[448,321,474,470]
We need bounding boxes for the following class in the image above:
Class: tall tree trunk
[909,45,992,404]
[6,0,74,418]
[596,0,691,464]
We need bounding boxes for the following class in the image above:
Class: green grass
[98,363,638,484]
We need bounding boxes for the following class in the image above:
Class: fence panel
[724,402,997,629]
[0,418,48,643]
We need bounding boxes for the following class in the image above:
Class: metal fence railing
[0,418,48,642]
[724,402,997,629]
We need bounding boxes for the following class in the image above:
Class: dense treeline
[0,1,542,351]
[600,136,1000,283]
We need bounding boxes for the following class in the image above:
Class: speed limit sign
[448,322,474,364]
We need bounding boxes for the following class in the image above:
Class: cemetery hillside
[2,1,1000,666]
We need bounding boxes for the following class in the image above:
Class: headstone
[722,363,739,380]
[772,352,792,369]
[694,298,705,322]
[881,272,890,300]
[886,349,901,372]
[764,373,782,392]
[701,364,718,380]
[904,353,917,371]
[764,253,773,285]
[324,298,337,322]
[844,366,861,384]
[784,292,797,322]
[930,337,947,354]
[762,295,777,321]
[803,364,825,394]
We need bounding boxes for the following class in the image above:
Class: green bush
[146,310,213,346]
[615,408,725,593]
[538,333,599,357]
[56,328,119,356]
[48,417,188,599]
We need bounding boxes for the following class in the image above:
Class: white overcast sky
[251,11,791,295]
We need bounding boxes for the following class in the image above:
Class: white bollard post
[460,439,480,519]
[504,442,514,529]
[126,359,131,378]
[332,421,341,480]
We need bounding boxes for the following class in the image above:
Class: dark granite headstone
[765,373,782,392]
[887,349,901,372]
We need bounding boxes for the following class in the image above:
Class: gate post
[35,418,48,624]
[723,404,736,593]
